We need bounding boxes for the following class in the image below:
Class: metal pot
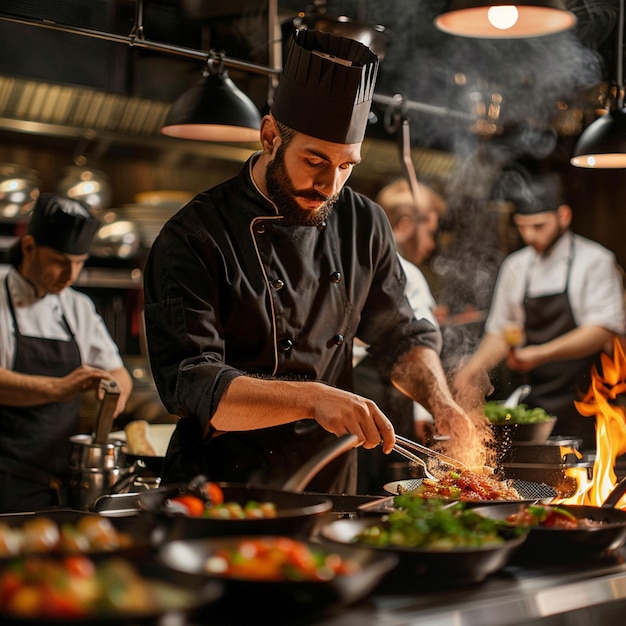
[68,466,126,511]
[69,434,126,470]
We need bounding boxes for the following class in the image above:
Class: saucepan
[138,434,363,539]
[472,476,626,558]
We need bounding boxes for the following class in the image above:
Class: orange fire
[558,338,626,509]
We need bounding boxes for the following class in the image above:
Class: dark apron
[0,278,82,512]
[161,417,357,494]
[518,238,599,450]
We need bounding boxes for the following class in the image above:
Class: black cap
[512,174,564,215]
[271,28,379,144]
[27,194,100,255]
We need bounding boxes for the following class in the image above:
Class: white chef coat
[485,230,625,337]
[0,267,125,372]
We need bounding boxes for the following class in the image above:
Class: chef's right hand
[56,365,112,402]
[311,384,396,454]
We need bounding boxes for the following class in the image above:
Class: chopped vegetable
[354,497,524,550]
[204,537,359,581]
[484,401,555,424]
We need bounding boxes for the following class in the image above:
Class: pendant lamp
[434,0,577,38]
[570,0,626,168]
[161,52,262,143]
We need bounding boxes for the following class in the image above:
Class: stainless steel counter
[309,550,626,626]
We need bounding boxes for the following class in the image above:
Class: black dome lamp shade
[571,0,626,168]
[434,0,577,38]
[161,53,262,143]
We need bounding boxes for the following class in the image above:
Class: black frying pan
[472,505,626,556]
[138,483,333,540]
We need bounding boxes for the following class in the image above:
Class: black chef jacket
[143,154,441,493]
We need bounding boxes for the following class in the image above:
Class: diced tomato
[63,555,96,578]
[170,495,205,516]
[202,482,224,505]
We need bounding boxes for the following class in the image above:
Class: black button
[330,271,341,283]
[317,221,327,231]
[255,223,266,234]
[334,334,344,346]
[279,338,293,351]
[271,278,284,290]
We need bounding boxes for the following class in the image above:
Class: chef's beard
[265,146,339,227]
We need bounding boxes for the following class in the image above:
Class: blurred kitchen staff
[0,194,132,512]
[144,28,476,494]
[453,174,625,450]
[354,177,446,492]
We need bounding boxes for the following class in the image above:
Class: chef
[453,174,625,450]
[143,28,476,493]
[0,194,132,512]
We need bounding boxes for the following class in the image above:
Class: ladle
[503,384,532,408]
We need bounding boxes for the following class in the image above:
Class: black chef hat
[271,28,379,144]
[27,193,100,255]
[513,174,565,215]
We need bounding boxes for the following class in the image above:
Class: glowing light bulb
[487,5,519,30]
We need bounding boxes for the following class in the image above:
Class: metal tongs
[392,434,469,481]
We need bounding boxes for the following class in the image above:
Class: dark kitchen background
[0,0,624,420]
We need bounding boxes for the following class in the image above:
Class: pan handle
[602,475,626,509]
[282,434,359,493]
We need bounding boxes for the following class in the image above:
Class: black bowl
[491,416,557,445]
[138,484,333,540]
[158,535,398,616]
[0,556,222,625]
[319,517,526,585]
[0,509,157,560]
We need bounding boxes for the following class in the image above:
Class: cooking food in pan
[138,479,332,539]
[0,554,221,621]
[504,504,605,529]
[396,470,523,502]
[163,479,278,519]
[484,402,554,424]
[353,496,525,549]
[0,514,139,557]
[320,498,526,584]
[485,401,557,445]
[159,535,397,613]
[473,501,626,556]
[203,536,359,581]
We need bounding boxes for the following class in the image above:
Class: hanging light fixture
[160,51,262,143]
[570,0,626,168]
[434,0,577,38]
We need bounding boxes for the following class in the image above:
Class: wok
[319,517,526,586]
[158,536,398,617]
[383,477,557,503]
[472,478,626,558]
[138,484,333,540]
[0,509,158,560]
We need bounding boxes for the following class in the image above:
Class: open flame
[558,338,626,509]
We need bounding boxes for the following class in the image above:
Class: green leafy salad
[354,496,524,550]
[484,401,554,425]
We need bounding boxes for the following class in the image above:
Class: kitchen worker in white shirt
[354,177,446,492]
[453,173,625,452]
[0,194,132,512]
